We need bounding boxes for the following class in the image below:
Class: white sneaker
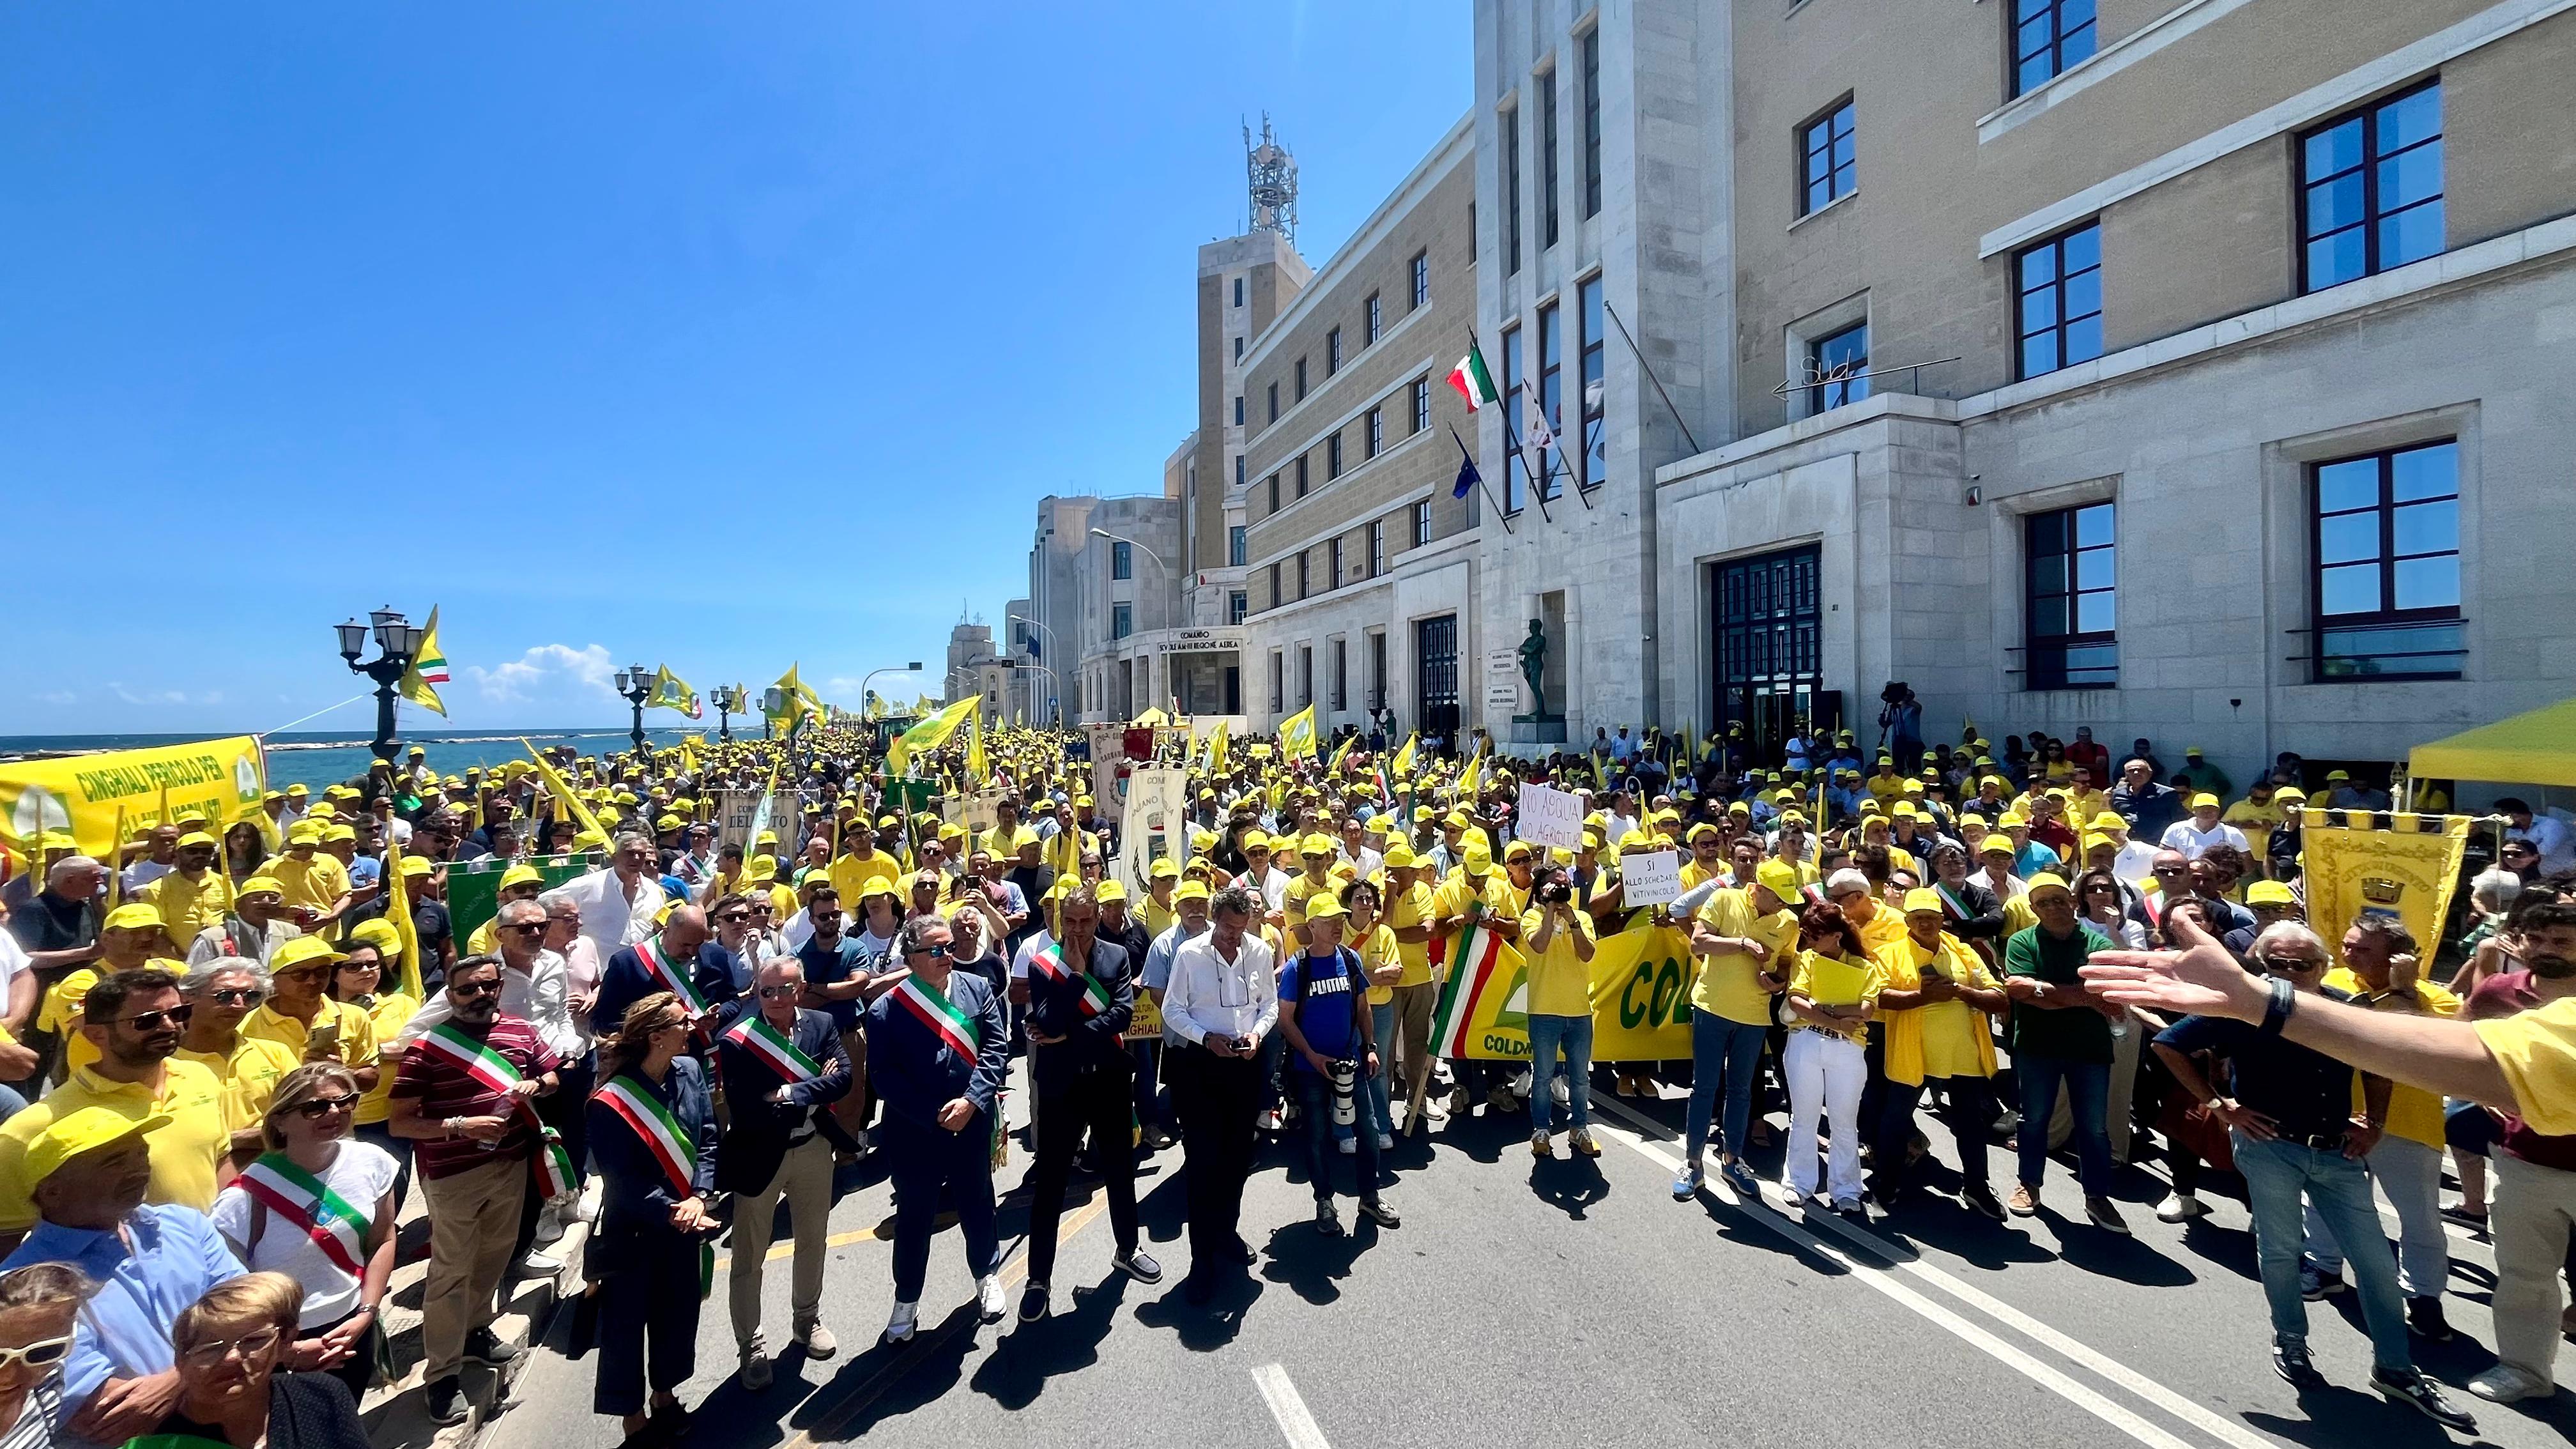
[2154,1192,2210,1223]
[514,1249,563,1277]
[1337,1135,1356,1156]
[1376,1132,1394,1151]
[531,1205,565,1248]
[571,1179,601,1223]
[976,1274,1007,1323]
[2467,1363,2550,1403]
[883,1301,918,1344]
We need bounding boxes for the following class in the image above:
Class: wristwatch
[2257,976,2297,1038]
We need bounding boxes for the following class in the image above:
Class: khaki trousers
[728,1134,836,1346]
[2494,1152,2576,1385]
[1392,981,1439,1109]
[419,1153,528,1381]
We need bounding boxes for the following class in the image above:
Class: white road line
[1253,1363,1333,1449]
[1587,1099,2250,1449]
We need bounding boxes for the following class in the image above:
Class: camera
[1533,865,1573,905]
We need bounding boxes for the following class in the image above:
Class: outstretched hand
[2079,908,2268,1022]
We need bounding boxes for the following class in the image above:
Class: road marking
[710,1223,891,1273]
[1252,1363,1333,1449]
[1588,1097,2258,1449]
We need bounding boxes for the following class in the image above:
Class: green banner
[447,854,599,939]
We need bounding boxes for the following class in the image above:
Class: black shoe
[1962,1185,2006,1222]
[2405,1296,2456,1343]
[424,1375,469,1426]
[1018,1283,1049,1323]
[463,1327,520,1367]
[1114,1248,1163,1285]
[1233,1235,1260,1265]
[2272,1344,2326,1391]
[648,1400,691,1440]
[1356,1198,1401,1229]
[1314,1200,1345,1238]
[2372,1367,2476,1433]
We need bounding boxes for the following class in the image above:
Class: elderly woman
[150,1273,369,1449]
[0,1263,89,1449]
[333,922,422,1209]
[211,1063,398,1402]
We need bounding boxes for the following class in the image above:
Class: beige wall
[1729,0,2576,435]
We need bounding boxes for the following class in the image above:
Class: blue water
[0,728,705,795]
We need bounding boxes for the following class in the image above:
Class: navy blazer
[596,935,741,1038]
[1023,936,1134,1092]
[862,969,1008,1132]
[587,1055,719,1241]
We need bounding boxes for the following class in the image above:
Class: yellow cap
[346,919,404,957]
[22,1107,168,1188]
[103,903,164,932]
[399,855,434,877]
[270,937,348,974]
[1755,860,1802,900]
[1901,888,1948,916]
[1172,879,1212,904]
[2189,792,2220,810]
[1687,823,1720,843]
[1148,857,1181,878]
[1502,839,1534,862]
[286,823,323,846]
[499,864,545,891]
[1979,836,2014,855]
[2090,811,2128,831]
[2026,873,2074,900]
[1302,893,1348,921]
[2247,880,2299,907]
[1461,838,1494,872]
[237,875,285,897]
[1299,832,1336,857]
[1093,879,1129,905]
[1382,843,1418,868]
[2274,786,2306,803]
[176,831,218,850]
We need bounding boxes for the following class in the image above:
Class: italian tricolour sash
[1028,944,1110,1018]
[894,976,979,1060]
[632,934,709,1017]
[236,1153,370,1276]
[595,1075,696,1196]
[724,1015,818,1084]
[1935,882,1976,921]
[418,1022,576,1199]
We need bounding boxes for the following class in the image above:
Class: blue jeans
[2016,1056,2113,1195]
[1527,1014,1593,1134]
[0,1083,27,1123]
[2232,1132,2412,1370]
[1366,1002,1396,1138]
[1685,1010,1768,1165]
[1292,1070,1383,1204]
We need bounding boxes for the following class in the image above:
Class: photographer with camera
[1522,860,1600,1160]
[1275,896,1399,1238]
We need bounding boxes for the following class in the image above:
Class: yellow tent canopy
[1133,707,1171,726]
[2409,697,2576,788]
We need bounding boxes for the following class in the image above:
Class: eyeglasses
[757,984,801,999]
[2252,953,2327,972]
[123,1005,194,1031]
[176,1322,284,1369]
[908,943,952,960]
[2151,864,2188,877]
[0,1336,71,1372]
[507,923,546,936]
[293,1094,360,1119]
[207,988,265,1006]
[449,980,503,999]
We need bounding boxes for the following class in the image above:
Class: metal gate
[1710,546,1827,756]
[1414,613,1459,748]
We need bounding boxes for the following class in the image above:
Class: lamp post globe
[335,608,417,767]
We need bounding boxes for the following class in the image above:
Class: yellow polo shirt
[174,1035,303,1137]
[36,962,183,1078]
[146,870,234,946]
[828,851,901,909]
[2323,969,2460,1148]
[267,852,351,917]
[238,999,380,1071]
[348,991,423,1124]
[2478,995,2576,1136]
[1518,907,1596,1018]
[1691,887,1800,1025]
[1384,880,1435,988]
[1354,921,1401,1006]
[0,1061,231,1230]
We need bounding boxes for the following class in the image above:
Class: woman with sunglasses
[2074,868,2148,950]
[333,924,423,1211]
[0,1263,89,1449]
[211,1063,398,1402]
[586,992,719,1445]
[151,1273,370,1449]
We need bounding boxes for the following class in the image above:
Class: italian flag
[724,1016,820,1083]
[895,976,979,1061]
[596,1076,696,1196]
[1430,919,1512,1059]
[1447,340,1499,411]
[236,1155,370,1277]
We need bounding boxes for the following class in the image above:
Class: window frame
[1581,28,1602,220]
[1368,519,1385,578]
[1295,356,1308,401]
[1267,381,1278,424]
[1229,590,1248,626]
[1501,323,1526,513]
[2009,0,2099,99]
[1412,499,1432,549]
[1577,275,1604,487]
[1111,601,1133,640]
[1540,66,1561,250]
[1808,321,1869,414]
[2307,439,2464,681]
[1503,103,1524,275]
[1537,301,1563,500]
[1296,454,1310,498]
[1327,431,1344,480]
[1328,538,1342,591]
[1331,638,1348,711]
[1228,525,1247,567]
[2013,221,2104,381]
[1326,326,1343,376]
[2022,501,2118,690]
[1110,540,1132,580]
[1410,251,1430,309]
[1409,376,1431,434]
[1267,473,1280,513]
[1798,97,1857,217]
[2296,77,2444,295]
[1365,406,1384,459]
[1365,292,1383,345]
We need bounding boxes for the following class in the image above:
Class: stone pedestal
[1509,714,1567,745]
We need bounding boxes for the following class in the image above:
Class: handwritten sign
[1620,848,1683,907]
[1515,782,1584,848]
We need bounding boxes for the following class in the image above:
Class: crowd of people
[0,713,2572,1446]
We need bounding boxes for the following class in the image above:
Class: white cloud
[107,682,199,706]
[37,691,75,705]
[466,644,618,705]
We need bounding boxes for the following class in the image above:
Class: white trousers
[1785,1029,1866,1202]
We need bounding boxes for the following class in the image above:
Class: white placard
[1483,648,1521,716]
[1114,767,1189,898]
[1620,848,1683,907]
[1515,782,1584,848]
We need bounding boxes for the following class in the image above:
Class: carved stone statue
[1517,618,1549,717]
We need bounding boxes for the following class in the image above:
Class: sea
[0,728,705,795]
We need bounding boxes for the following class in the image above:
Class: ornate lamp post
[710,684,741,744]
[335,608,425,766]
[611,662,652,755]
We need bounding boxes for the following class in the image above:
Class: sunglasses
[208,988,265,1007]
[2252,953,2327,973]
[507,923,546,936]
[909,943,953,960]
[450,980,503,999]
[0,1337,70,1373]
[176,1324,284,1369]
[757,984,802,999]
[293,1094,360,1119]
[123,1005,194,1031]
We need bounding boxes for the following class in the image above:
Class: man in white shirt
[2158,794,2252,861]
[1162,885,1278,1305]
[1337,817,1383,885]
[556,829,669,960]
[119,825,181,898]
[2499,797,2575,876]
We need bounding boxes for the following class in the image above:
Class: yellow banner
[1450,923,1698,1061]
[2301,813,2471,966]
[1,737,267,867]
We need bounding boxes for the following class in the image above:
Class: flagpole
[1602,298,1703,457]
[1446,425,1515,536]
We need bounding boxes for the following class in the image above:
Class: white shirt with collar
[558,866,668,960]
[399,947,580,1060]
[1163,930,1278,1047]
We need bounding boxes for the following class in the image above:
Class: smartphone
[308,1019,342,1053]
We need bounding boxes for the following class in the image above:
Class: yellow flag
[1390,731,1416,778]
[966,709,988,785]
[397,606,450,718]
[1278,704,1317,759]
[1328,733,1355,776]
[521,740,610,841]
[384,834,425,1000]
[1455,742,1484,802]
[888,695,980,777]
[1208,719,1229,778]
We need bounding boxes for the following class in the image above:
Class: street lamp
[335,607,426,766]
[1008,615,1062,725]
[611,662,652,756]
[709,684,740,743]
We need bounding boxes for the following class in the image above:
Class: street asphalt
[483,1059,2576,1449]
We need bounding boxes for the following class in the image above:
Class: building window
[1503,103,1522,275]
[1365,407,1384,459]
[2311,440,2463,679]
[1328,539,1342,590]
[1577,276,1604,486]
[1111,602,1133,640]
[1234,335,1244,362]
[1365,292,1382,345]
[1368,631,1388,711]
[1234,454,1245,487]
[1267,474,1280,513]
[1295,357,1307,401]
[1229,525,1247,566]
[1581,29,1602,219]
[2024,502,2116,689]
[1412,500,1432,548]
[1269,651,1284,710]
[1537,302,1563,500]
[2015,222,2103,379]
[1809,322,1869,413]
[1540,68,1560,250]
[1799,98,1857,216]
[1229,590,1248,625]
[1234,277,1244,308]
[2011,0,2098,98]
[1327,326,1343,376]
[1331,638,1348,710]
[1368,519,1385,577]
[1233,395,1244,426]
[1501,325,1525,512]
[1267,381,1278,424]
[1327,431,1344,480]
[2299,80,2443,294]
[1296,454,1309,497]
[1269,562,1282,608]
[1110,540,1132,580]
[1297,552,1310,600]
[1298,646,1313,707]
[1410,377,1431,434]
[1410,250,1429,309]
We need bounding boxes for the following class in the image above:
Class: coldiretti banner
[2301,810,2472,965]
[0,737,268,870]
[1434,923,1699,1062]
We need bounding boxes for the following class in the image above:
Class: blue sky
[0,1,1470,736]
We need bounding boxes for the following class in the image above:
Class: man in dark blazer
[717,955,854,1389]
